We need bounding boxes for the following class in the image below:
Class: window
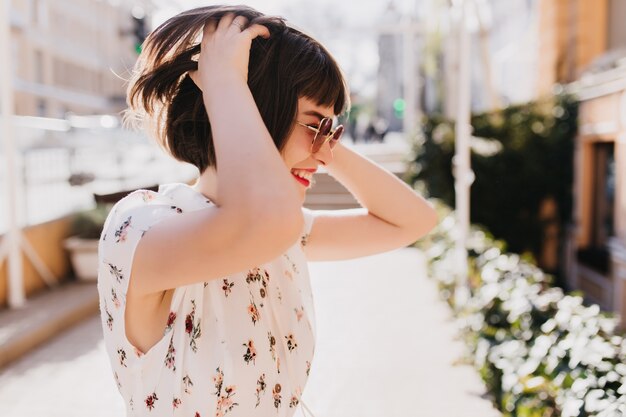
[608,0,626,49]
[36,99,47,117]
[31,0,40,24]
[577,142,615,273]
[34,50,43,83]
[11,41,19,76]
[30,0,48,27]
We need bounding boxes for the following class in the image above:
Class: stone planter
[63,236,99,281]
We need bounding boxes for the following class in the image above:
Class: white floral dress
[97,182,317,417]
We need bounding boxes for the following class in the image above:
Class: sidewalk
[302,248,501,417]
[0,247,501,417]
[0,281,99,369]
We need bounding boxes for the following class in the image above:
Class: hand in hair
[189,13,270,92]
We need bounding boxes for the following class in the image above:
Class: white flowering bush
[414,200,626,417]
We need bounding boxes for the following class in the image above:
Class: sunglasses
[296,117,345,153]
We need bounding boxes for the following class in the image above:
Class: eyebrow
[303,110,332,121]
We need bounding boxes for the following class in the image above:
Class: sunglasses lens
[319,118,332,136]
[311,118,332,153]
[311,123,344,153]
[330,125,344,148]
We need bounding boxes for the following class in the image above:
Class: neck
[191,166,220,206]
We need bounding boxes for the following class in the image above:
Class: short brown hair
[124,5,351,174]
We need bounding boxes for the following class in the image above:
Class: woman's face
[281,96,336,200]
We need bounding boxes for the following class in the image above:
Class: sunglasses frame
[296,117,344,153]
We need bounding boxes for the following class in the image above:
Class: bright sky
[151,0,423,99]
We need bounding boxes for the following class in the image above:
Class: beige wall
[616,133,626,243]
[608,0,626,50]
[537,0,608,95]
[537,0,626,326]
[10,0,140,117]
[536,0,569,95]
[571,86,626,326]
[0,216,74,308]
[575,0,609,75]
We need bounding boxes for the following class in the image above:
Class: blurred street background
[2,0,626,416]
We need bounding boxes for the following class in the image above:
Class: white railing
[0,115,197,234]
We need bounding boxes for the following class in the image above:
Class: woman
[97,5,438,417]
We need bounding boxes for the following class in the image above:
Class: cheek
[282,134,310,166]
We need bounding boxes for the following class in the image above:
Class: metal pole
[0,0,25,307]
[471,0,500,111]
[453,0,474,310]
[403,16,418,136]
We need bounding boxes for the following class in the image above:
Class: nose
[311,139,334,165]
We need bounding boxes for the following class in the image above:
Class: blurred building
[376,1,405,132]
[9,0,146,117]
[453,0,626,328]
[433,0,611,113]
[415,0,626,327]
[383,0,543,124]
[550,0,626,328]
[391,0,542,117]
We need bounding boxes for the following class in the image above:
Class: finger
[243,23,271,40]
[228,15,249,33]
[216,12,236,33]
[202,18,217,38]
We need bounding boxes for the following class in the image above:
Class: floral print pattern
[107,263,124,283]
[164,312,176,334]
[285,333,298,352]
[114,216,132,243]
[273,383,282,410]
[164,337,176,371]
[247,297,260,325]
[212,367,239,416]
[145,392,159,411]
[111,288,120,308]
[255,373,267,407]
[246,267,271,299]
[242,339,257,365]
[222,278,234,297]
[105,304,113,331]
[283,253,300,276]
[267,331,277,362]
[185,300,201,352]
[97,183,317,417]
[294,306,304,322]
[183,374,193,394]
[117,348,127,367]
[141,190,155,202]
[290,386,302,409]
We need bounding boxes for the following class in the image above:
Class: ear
[188,70,203,92]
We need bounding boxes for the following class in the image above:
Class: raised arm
[130,14,303,296]
[303,140,438,261]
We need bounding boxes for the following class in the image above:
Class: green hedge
[414,200,626,417]
[405,92,579,283]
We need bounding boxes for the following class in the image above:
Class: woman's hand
[189,13,270,92]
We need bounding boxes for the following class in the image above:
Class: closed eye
[297,121,321,135]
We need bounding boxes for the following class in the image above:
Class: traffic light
[393,98,405,119]
[132,16,147,54]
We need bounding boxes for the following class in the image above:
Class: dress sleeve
[98,191,183,298]
[300,206,316,247]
